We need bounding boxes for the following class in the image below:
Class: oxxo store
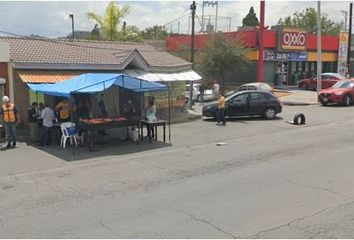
[263,27,338,86]
[166,26,339,85]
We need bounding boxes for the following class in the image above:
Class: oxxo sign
[281,29,306,50]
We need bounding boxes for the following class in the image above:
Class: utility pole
[347,3,353,77]
[228,17,231,32]
[189,1,196,109]
[257,1,265,82]
[215,1,218,32]
[69,14,75,41]
[317,1,322,96]
[178,21,180,36]
[201,2,205,32]
[123,21,127,41]
[341,10,348,32]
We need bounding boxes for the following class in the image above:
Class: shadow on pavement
[202,116,284,123]
[6,127,171,162]
[320,104,354,108]
[28,137,171,162]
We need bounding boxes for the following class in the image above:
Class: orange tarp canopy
[18,71,81,83]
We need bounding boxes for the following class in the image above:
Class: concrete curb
[170,111,202,124]
[281,101,319,106]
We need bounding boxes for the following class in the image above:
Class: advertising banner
[337,32,349,77]
[280,28,307,50]
[263,50,308,62]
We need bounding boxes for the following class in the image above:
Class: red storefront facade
[167,28,339,85]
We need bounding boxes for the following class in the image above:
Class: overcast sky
[0,1,351,38]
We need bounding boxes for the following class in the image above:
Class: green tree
[200,34,249,91]
[278,7,342,35]
[85,24,101,40]
[121,25,143,42]
[87,1,130,41]
[141,25,169,40]
[242,7,259,27]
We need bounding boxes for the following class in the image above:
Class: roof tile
[0,37,191,70]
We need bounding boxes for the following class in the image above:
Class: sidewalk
[276,90,319,106]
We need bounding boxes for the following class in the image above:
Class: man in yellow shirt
[55,99,70,122]
[217,92,226,126]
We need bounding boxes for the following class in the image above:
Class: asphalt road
[2,105,354,238]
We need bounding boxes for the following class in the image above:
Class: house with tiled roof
[0,37,201,124]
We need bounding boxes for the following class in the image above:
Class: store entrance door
[276,62,288,86]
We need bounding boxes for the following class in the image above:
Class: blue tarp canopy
[27,73,168,98]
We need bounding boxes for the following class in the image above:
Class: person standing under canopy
[145,97,156,138]
[122,99,136,118]
[56,99,70,122]
[97,94,108,136]
[28,102,38,143]
[98,94,108,118]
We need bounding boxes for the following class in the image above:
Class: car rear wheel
[264,107,276,119]
[303,83,309,90]
[343,95,352,106]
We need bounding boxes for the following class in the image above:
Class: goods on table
[80,117,127,125]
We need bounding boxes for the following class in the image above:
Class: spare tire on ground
[293,113,306,125]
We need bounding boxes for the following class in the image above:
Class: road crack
[245,200,354,238]
[281,178,351,199]
[99,222,119,236]
[170,208,238,238]
[245,206,333,238]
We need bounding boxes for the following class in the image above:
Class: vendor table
[139,119,166,144]
[78,117,128,151]
[78,116,143,151]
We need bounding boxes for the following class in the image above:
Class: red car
[298,73,345,90]
[318,80,354,106]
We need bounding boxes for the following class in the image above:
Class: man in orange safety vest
[0,96,19,148]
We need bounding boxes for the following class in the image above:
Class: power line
[162,11,191,27]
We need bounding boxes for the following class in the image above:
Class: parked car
[226,82,273,97]
[298,73,345,90]
[238,82,273,92]
[202,90,282,120]
[185,83,214,102]
[318,79,354,106]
